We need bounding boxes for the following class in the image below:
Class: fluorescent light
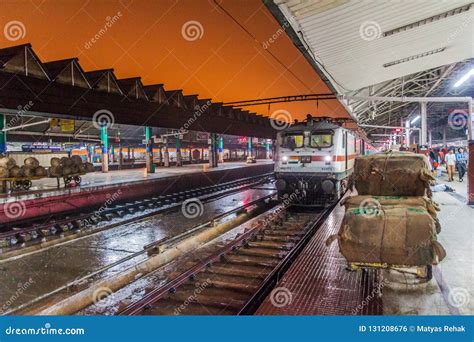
[410,115,420,124]
[383,47,445,68]
[454,68,474,87]
[383,4,472,37]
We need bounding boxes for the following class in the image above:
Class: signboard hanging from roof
[60,119,75,132]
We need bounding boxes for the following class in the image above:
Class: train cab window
[282,133,304,149]
[310,132,332,148]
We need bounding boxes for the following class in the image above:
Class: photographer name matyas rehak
[416,325,466,333]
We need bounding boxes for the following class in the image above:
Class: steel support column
[468,100,474,205]
[248,137,253,158]
[100,125,109,173]
[209,133,217,168]
[176,136,182,167]
[163,138,170,167]
[405,119,410,146]
[0,114,6,154]
[145,126,154,173]
[420,102,427,147]
[218,136,224,163]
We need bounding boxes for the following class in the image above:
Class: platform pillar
[420,102,427,147]
[442,127,447,147]
[0,114,6,155]
[467,100,474,205]
[247,137,253,158]
[404,120,410,146]
[209,133,217,168]
[163,138,170,167]
[218,136,224,163]
[176,136,182,167]
[119,145,123,170]
[145,126,154,173]
[87,145,93,163]
[100,125,109,173]
[266,140,271,159]
[110,144,115,164]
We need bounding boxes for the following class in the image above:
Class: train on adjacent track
[274,116,374,206]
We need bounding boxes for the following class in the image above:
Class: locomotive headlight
[282,156,288,162]
[324,155,331,162]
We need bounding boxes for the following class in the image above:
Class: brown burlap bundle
[326,202,445,266]
[352,151,434,197]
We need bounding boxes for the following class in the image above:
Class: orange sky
[0,0,349,122]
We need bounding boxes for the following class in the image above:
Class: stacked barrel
[328,151,446,268]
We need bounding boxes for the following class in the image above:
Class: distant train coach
[274,117,367,206]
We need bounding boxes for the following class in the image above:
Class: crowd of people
[428,146,468,182]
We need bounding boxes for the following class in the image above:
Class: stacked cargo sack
[0,157,47,178]
[48,156,94,177]
[327,151,446,267]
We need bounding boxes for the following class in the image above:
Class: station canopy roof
[270,0,474,140]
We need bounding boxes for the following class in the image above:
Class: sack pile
[0,157,47,178]
[0,157,15,178]
[327,151,446,266]
[49,156,94,177]
[351,151,434,196]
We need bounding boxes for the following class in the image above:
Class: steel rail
[4,191,276,316]
[119,206,287,315]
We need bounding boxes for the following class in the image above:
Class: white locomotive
[274,116,366,205]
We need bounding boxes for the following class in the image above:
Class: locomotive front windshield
[282,133,304,149]
[310,132,332,148]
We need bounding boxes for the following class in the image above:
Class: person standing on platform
[445,149,456,182]
[455,147,468,182]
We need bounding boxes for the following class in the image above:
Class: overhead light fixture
[383,4,472,37]
[453,68,474,87]
[383,47,446,68]
[411,115,420,124]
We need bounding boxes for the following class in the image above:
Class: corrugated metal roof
[275,0,474,92]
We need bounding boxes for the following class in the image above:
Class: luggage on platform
[352,151,434,197]
[327,199,446,266]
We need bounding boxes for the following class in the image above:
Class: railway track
[119,203,334,315]
[5,192,277,315]
[0,174,273,252]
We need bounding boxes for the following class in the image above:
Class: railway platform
[0,161,273,223]
[256,173,473,316]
